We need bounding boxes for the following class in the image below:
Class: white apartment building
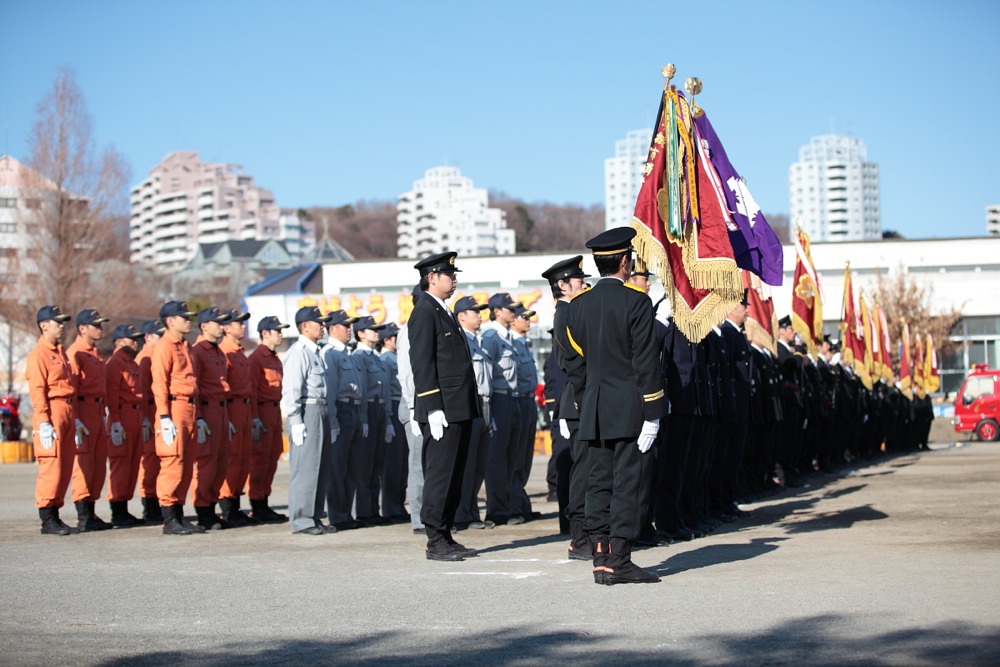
[396,166,514,260]
[604,128,653,230]
[129,151,295,273]
[987,205,1000,236]
[789,134,881,242]
[278,208,316,258]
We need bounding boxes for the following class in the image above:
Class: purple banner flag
[693,114,784,286]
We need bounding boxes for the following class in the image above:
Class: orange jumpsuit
[190,336,230,507]
[25,335,77,508]
[151,330,198,506]
[67,336,108,503]
[219,337,253,500]
[135,344,159,499]
[105,347,143,502]
[248,344,283,500]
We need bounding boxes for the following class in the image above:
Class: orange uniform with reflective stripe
[151,330,198,506]
[135,344,159,498]
[249,344,283,499]
[219,337,253,500]
[25,335,77,508]
[67,336,108,503]
[105,347,143,502]
[190,337,230,506]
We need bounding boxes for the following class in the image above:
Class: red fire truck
[953,365,1000,441]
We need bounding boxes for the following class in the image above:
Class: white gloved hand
[251,418,265,443]
[160,416,176,446]
[142,418,152,443]
[75,418,89,447]
[559,418,570,440]
[428,410,448,441]
[330,426,340,443]
[410,420,422,437]
[291,422,306,447]
[385,422,395,443]
[110,421,125,447]
[362,423,369,439]
[637,419,659,453]
[196,418,211,444]
[228,421,237,440]
[490,419,496,437]
[38,421,56,450]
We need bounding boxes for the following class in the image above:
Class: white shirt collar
[329,338,346,352]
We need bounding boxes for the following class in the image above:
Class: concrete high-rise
[396,166,514,259]
[604,128,652,230]
[788,134,880,242]
[987,205,1000,237]
[129,151,302,273]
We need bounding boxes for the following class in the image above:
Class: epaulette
[623,283,646,294]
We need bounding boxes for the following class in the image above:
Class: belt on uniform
[200,400,225,407]
[77,396,104,404]
[512,392,530,398]
[257,401,280,407]
[337,398,362,405]
[367,398,385,404]
[299,397,325,405]
[168,395,196,404]
[128,403,143,410]
[49,396,72,402]
[227,397,250,404]
[493,389,509,395]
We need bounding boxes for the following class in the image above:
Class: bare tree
[874,266,962,370]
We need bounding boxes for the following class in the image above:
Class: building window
[0,222,15,233]
[0,198,16,208]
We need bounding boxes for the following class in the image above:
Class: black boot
[568,521,592,560]
[219,497,251,527]
[589,534,610,584]
[87,501,113,531]
[110,500,144,528]
[250,498,278,524]
[262,496,288,523]
[39,507,70,536]
[603,537,660,585]
[161,504,192,536]
[195,505,224,531]
[141,497,163,523]
[176,504,207,533]
[76,500,110,532]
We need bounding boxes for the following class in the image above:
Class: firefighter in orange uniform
[135,319,165,523]
[151,300,204,536]
[26,305,77,535]
[190,307,232,530]
[67,308,112,532]
[104,323,146,527]
[218,309,255,526]
[248,315,290,523]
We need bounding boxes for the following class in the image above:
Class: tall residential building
[987,205,1000,236]
[396,166,514,259]
[788,134,881,242]
[604,128,652,230]
[129,151,306,273]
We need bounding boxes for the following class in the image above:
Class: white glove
[490,419,496,437]
[330,426,340,443]
[428,410,448,441]
[75,418,89,447]
[637,419,659,453]
[110,421,125,447]
[802,418,809,430]
[410,420,422,437]
[160,416,176,446]
[251,418,265,442]
[362,423,369,439]
[196,418,211,444]
[291,422,306,447]
[228,421,237,440]
[38,421,56,450]
[142,418,152,443]
[385,422,395,443]
[559,418,570,440]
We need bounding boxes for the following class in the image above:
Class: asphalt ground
[1,422,998,666]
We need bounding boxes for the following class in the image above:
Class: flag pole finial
[662,64,676,89]
[685,77,704,117]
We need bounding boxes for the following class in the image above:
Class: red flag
[791,225,823,354]
[859,292,876,389]
[899,320,912,399]
[925,334,940,393]
[840,264,871,389]
[876,301,893,381]
[743,270,777,354]
[632,87,741,342]
[913,333,926,398]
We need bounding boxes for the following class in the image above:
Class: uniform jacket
[551,299,579,421]
[563,277,666,441]
[720,319,752,427]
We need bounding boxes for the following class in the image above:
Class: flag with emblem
[924,333,940,393]
[790,224,823,354]
[913,333,926,398]
[839,263,871,389]
[859,291,876,387]
[876,301,893,382]
[743,270,777,354]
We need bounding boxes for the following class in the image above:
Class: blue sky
[1,0,997,238]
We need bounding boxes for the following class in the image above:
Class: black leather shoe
[507,516,526,525]
[603,561,661,585]
[296,526,324,535]
[334,520,359,531]
[413,527,426,535]
[39,508,71,536]
[426,545,464,561]
[449,542,478,557]
[485,514,508,526]
[634,533,660,547]
[323,524,338,533]
[467,521,489,530]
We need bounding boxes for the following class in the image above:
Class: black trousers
[420,419,472,545]
[583,437,652,540]
[327,402,364,526]
[565,420,587,526]
[485,393,518,522]
[381,399,409,518]
[456,413,490,525]
[550,421,572,534]
[654,414,692,533]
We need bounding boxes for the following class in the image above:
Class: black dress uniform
[563,228,666,585]
[408,252,481,561]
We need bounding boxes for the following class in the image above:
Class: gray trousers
[288,404,329,533]
[401,399,424,530]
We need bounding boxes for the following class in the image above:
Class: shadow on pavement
[473,532,568,555]
[652,537,787,576]
[91,616,1000,666]
[782,504,889,534]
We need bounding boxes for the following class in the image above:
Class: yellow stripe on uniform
[643,389,664,402]
[417,388,441,397]
[566,326,584,357]
[623,283,647,294]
